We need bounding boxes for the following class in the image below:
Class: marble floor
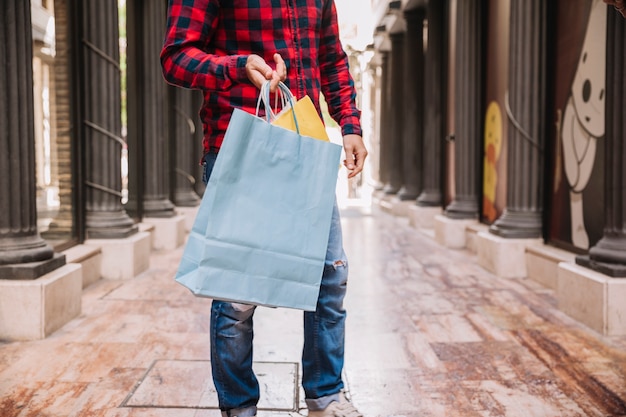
[1,203,626,417]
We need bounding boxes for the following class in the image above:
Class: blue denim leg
[302,202,348,411]
[203,152,347,413]
[203,152,259,417]
[210,301,259,417]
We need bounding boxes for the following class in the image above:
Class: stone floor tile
[11,381,89,417]
[461,379,592,417]
[413,314,484,344]
[1,204,626,417]
[123,360,298,411]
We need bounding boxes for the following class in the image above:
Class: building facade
[368,0,626,335]
[1,0,625,340]
[0,0,203,340]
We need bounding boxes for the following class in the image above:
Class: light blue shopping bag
[174,84,342,311]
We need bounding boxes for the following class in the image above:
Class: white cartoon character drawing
[561,0,607,249]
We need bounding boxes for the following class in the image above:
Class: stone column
[169,86,201,207]
[127,0,175,218]
[384,32,405,195]
[0,0,65,279]
[444,0,483,219]
[398,7,426,201]
[417,0,447,207]
[79,0,137,238]
[489,0,546,238]
[378,51,391,190]
[368,66,382,187]
[578,9,626,277]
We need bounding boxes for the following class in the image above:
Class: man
[160,2,367,417]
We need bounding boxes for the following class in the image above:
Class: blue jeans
[202,152,348,417]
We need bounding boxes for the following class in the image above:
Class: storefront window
[32,0,76,249]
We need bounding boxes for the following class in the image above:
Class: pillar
[0,0,66,279]
[417,0,447,207]
[398,7,426,201]
[127,0,176,218]
[489,0,546,238]
[368,65,382,187]
[444,0,484,219]
[76,0,137,238]
[384,32,405,195]
[378,51,391,190]
[577,8,626,277]
[169,86,201,207]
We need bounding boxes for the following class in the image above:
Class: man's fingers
[269,72,281,93]
[274,53,286,80]
[248,71,268,89]
[246,54,273,89]
[268,53,286,92]
[246,53,287,90]
[346,153,365,178]
[342,134,368,178]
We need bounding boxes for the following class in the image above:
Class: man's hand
[343,134,368,178]
[604,0,626,17]
[246,53,286,92]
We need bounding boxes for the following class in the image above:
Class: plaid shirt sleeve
[160,0,249,91]
[318,0,362,137]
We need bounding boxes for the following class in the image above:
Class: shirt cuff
[226,55,249,84]
[340,116,363,137]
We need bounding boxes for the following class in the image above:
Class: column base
[372,181,385,191]
[173,190,201,208]
[176,206,200,233]
[416,189,442,207]
[375,192,395,214]
[443,197,479,220]
[142,215,186,251]
[138,223,156,249]
[0,263,82,341]
[0,253,66,280]
[373,194,415,217]
[388,197,415,217]
[577,255,626,278]
[396,187,419,201]
[86,210,138,239]
[408,205,441,229]
[525,245,576,290]
[382,183,401,195]
[489,209,542,239]
[85,232,151,280]
[434,214,477,249]
[63,244,103,288]
[476,231,542,278]
[465,223,489,254]
[558,262,626,336]
[143,199,177,218]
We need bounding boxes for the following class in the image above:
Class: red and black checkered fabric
[161,0,362,153]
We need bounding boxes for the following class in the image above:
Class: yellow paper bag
[271,95,330,142]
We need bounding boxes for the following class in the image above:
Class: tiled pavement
[1,202,626,416]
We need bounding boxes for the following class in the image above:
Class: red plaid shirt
[161,0,362,153]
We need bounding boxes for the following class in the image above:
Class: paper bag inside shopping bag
[271,95,330,142]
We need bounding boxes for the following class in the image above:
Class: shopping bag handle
[255,81,301,134]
